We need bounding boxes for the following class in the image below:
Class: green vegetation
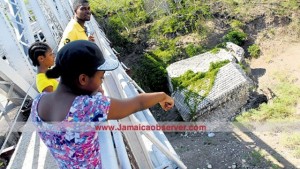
[249,150,264,165]
[223,30,247,45]
[150,15,186,36]
[132,53,169,92]
[210,47,221,54]
[152,39,181,64]
[238,61,251,75]
[230,19,245,30]
[90,0,220,92]
[90,0,299,96]
[91,0,214,62]
[281,0,299,10]
[172,60,230,96]
[149,4,211,37]
[236,75,300,122]
[185,44,205,57]
[91,0,146,53]
[248,44,261,59]
[91,0,148,28]
[184,90,204,121]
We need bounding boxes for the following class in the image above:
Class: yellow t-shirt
[36,73,59,93]
[58,19,88,51]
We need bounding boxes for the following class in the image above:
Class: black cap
[48,40,119,78]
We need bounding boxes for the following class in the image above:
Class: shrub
[248,44,261,59]
[151,15,187,37]
[230,19,245,29]
[185,44,204,57]
[223,30,247,45]
[152,48,175,63]
[152,38,185,64]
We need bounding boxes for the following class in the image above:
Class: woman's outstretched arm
[107,92,174,120]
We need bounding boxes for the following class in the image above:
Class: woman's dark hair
[28,42,51,66]
[46,63,97,95]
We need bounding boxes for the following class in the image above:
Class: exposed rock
[226,42,245,63]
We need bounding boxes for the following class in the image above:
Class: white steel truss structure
[0,9,35,85]
[27,0,65,49]
[6,0,35,54]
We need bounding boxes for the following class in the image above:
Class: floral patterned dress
[31,92,110,169]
